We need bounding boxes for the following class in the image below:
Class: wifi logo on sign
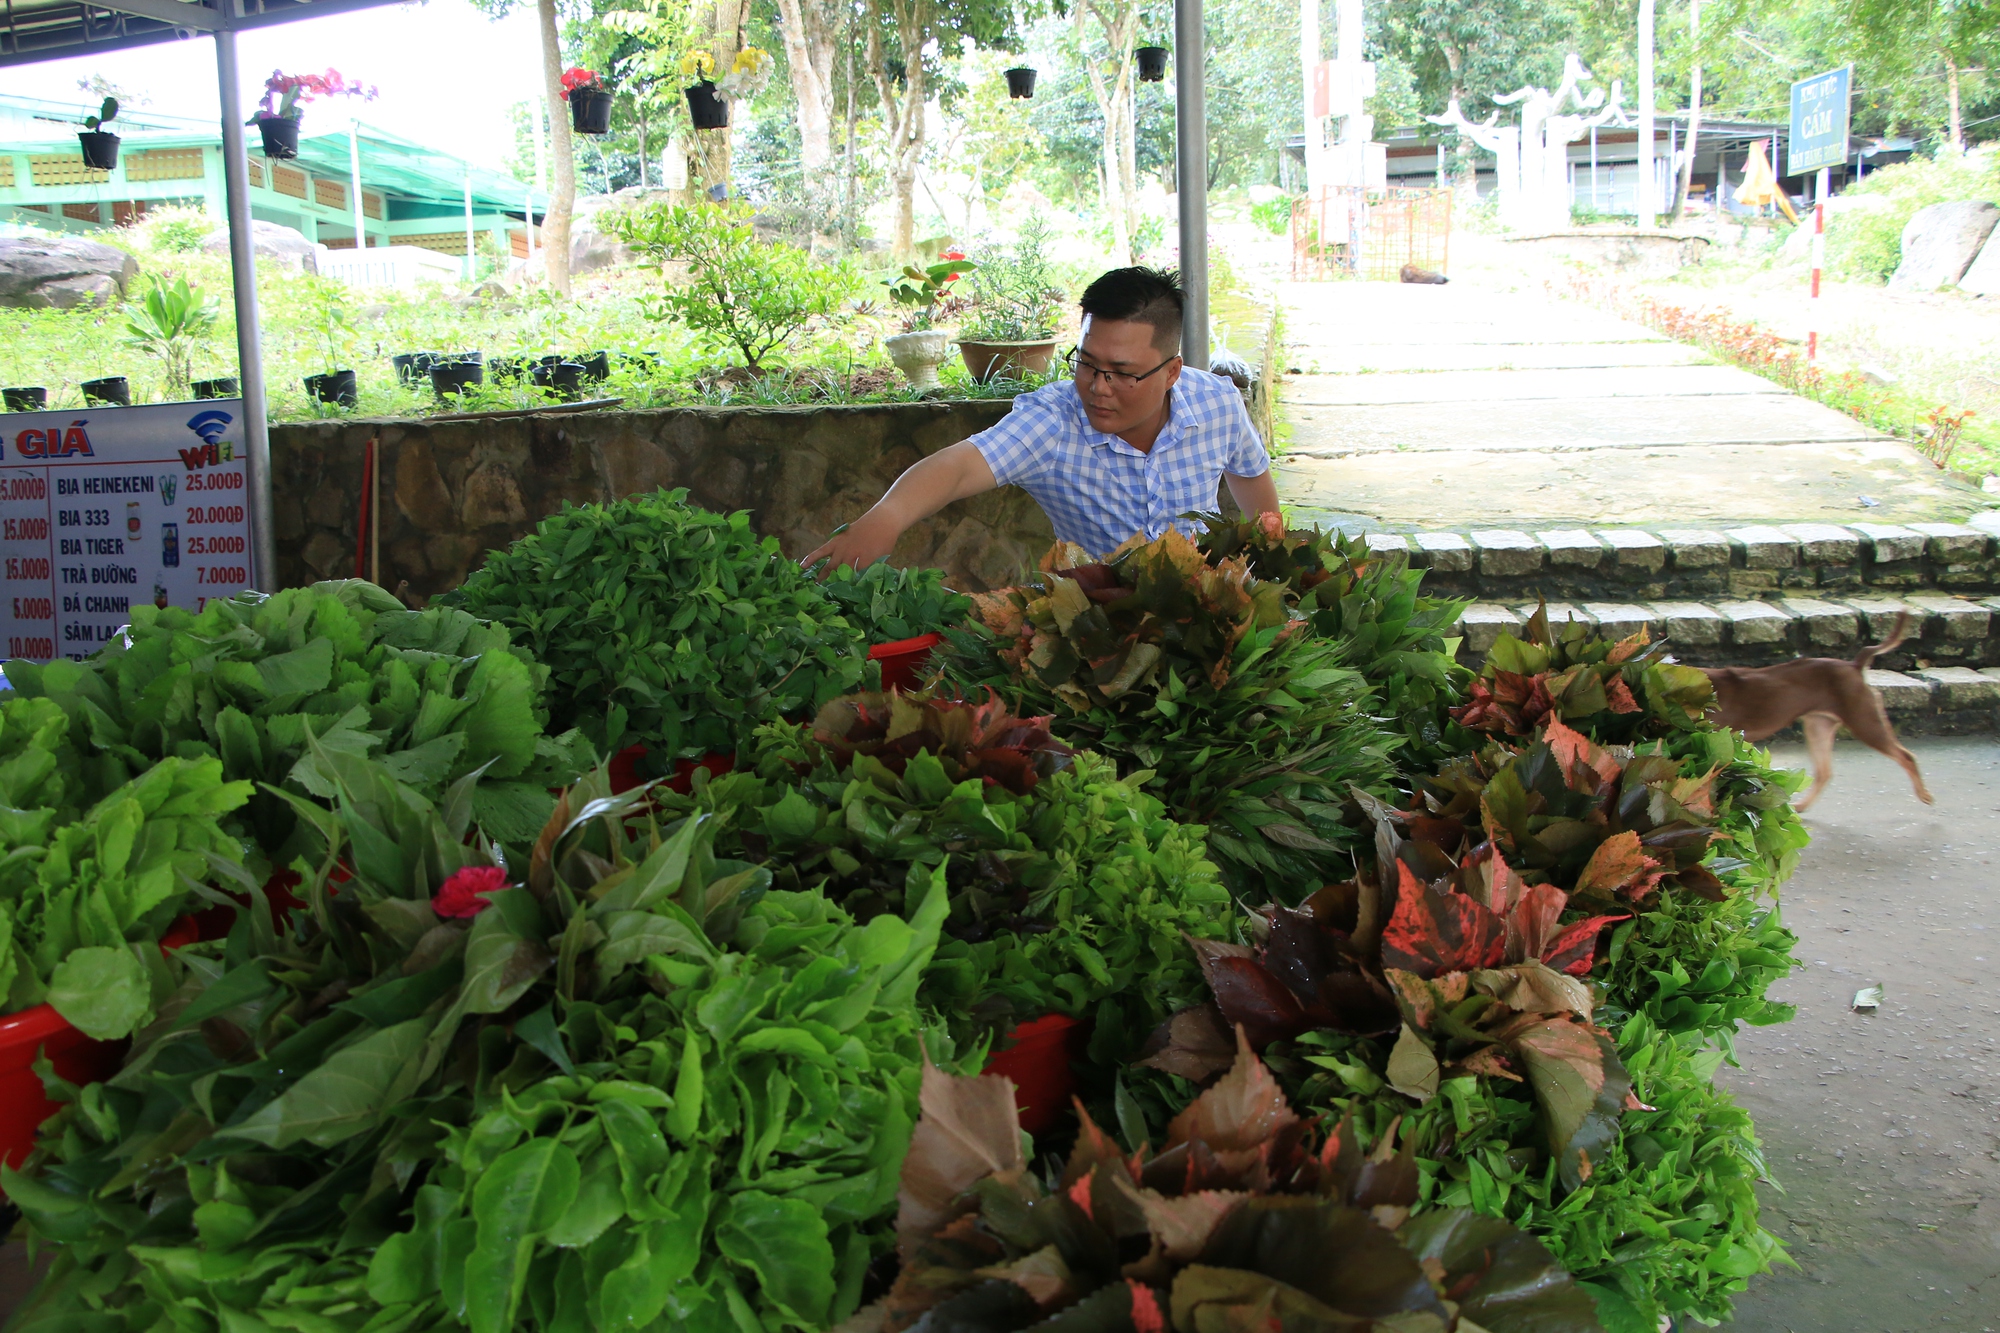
[180,410,235,470]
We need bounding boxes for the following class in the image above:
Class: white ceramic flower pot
[884,330,951,390]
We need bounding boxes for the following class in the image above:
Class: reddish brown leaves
[1380,861,1509,979]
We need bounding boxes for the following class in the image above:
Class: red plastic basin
[607,746,735,796]
[0,914,199,1183]
[982,1012,1085,1137]
[868,633,943,692]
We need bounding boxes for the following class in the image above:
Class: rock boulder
[1888,200,2000,292]
[0,236,140,309]
[200,220,319,274]
[569,187,677,275]
[1955,227,2000,297]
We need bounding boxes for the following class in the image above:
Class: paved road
[1720,735,2000,1333]
[1272,273,1980,532]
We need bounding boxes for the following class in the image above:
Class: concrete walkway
[1274,280,1985,531]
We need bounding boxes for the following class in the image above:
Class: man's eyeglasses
[1065,346,1178,390]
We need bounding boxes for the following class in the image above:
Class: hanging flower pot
[1136,45,1169,81]
[80,376,129,406]
[1004,67,1038,99]
[192,376,239,400]
[2,387,47,412]
[685,80,730,130]
[303,370,358,407]
[257,115,301,160]
[570,87,613,135]
[78,131,121,171]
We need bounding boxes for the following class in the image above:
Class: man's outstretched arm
[1225,469,1281,523]
[802,440,999,572]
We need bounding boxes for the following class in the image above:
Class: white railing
[317,244,464,289]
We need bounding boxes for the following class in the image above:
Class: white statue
[1430,54,1628,232]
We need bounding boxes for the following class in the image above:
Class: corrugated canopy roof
[0,0,408,68]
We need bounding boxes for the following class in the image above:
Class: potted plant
[120,274,220,401]
[78,96,120,171]
[883,248,974,389]
[428,352,484,397]
[681,51,728,129]
[560,67,613,135]
[2,388,47,412]
[191,377,238,400]
[80,377,130,406]
[1136,42,1170,81]
[1004,65,1037,98]
[250,68,377,161]
[956,219,1065,382]
[718,45,773,103]
[298,277,358,408]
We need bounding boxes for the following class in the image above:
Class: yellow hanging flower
[680,49,715,79]
[730,46,770,77]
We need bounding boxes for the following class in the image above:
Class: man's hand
[803,441,999,574]
[1225,469,1282,527]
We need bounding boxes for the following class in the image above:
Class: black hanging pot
[1136,46,1169,81]
[392,351,441,386]
[81,376,130,406]
[3,387,47,412]
[1004,67,1037,99]
[304,370,358,407]
[429,353,485,398]
[78,131,121,171]
[685,80,730,130]
[258,116,300,160]
[192,377,239,400]
[570,87,614,136]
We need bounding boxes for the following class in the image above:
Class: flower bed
[0,503,1808,1333]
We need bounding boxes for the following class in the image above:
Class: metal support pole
[1807,165,1828,361]
[1174,0,1207,371]
[215,27,276,594]
[525,184,536,259]
[348,118,366,252]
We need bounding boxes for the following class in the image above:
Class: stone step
[1284,364,1782,406]
[1365,517,2000,600]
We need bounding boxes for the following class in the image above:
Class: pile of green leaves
[441,489,870,762]
[950,532,1402,898]
[1194,514,1469,770]
[4,578,577,859]
[888,1036,1605,1332]
[669,690,1234,1062]
[811,558,974,644]
[0,694,252,1037]
[1452,608,1714,746]
[4,751,949,1333]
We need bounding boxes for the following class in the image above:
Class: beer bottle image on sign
[127,500,141,537]
[161,523,179,567]
[154,583,168,610]
[159,474,177,505]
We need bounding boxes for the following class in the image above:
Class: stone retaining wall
[271,400,1047,597]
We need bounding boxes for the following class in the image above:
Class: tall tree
[1074,0,1143,261]
[539,0,578,293]
[775,0,843,172]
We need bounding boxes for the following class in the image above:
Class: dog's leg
[1837,687,1934,805]
[1796,712,1839,811]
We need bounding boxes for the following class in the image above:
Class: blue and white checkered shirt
[969,369,1271,558]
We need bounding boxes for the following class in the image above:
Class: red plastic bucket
[607,746,735,796]
[982,1013,1084,1137]
[868,633,943,692]
[0,915,199,1182]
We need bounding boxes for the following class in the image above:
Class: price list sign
[0,401,255,662]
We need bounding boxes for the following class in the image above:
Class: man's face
[1074,314,1182,435]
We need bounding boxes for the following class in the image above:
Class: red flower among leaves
[433,865,509,918]
[559,67,604,101]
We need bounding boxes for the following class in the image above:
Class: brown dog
[1700,613,1932,812]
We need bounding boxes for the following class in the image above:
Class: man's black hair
[1079,266,1183,355]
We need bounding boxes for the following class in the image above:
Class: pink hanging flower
[433,865,510,918]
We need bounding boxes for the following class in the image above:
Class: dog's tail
[1853,611,1913,669]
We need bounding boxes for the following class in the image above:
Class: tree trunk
[537,0,574,294]
[689,0,751,200]
[1637,0,1656,225]
[1946,53,1963,153]
[1670,0,1701,222]
[1080,0,1139,263]
[776,0,839,172]
[637,100,650,188]
[867,0,931,258]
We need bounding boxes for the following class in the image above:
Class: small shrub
[140,204,213,254]
[1827,149,2000,283]
[609,200,859,369]
[1250,194,1296,235]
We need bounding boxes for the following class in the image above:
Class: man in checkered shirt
[804,266,1279,569]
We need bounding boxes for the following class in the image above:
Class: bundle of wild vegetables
[948,531,1402,899]
[812,556,973,643]
[0,693,251,1038]
[886,1034,1605,1333]
[667,689,1234,1063]
[5,578,582,858]
[1194,513,1469,768]
[3,748,949,1333]
[441,488,869,764]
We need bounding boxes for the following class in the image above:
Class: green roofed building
[0,93,544,276]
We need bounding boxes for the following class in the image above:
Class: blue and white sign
[1788,65,1852,176]
[0,400,255,663]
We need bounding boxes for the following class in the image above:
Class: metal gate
[1292,186,1453,280]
